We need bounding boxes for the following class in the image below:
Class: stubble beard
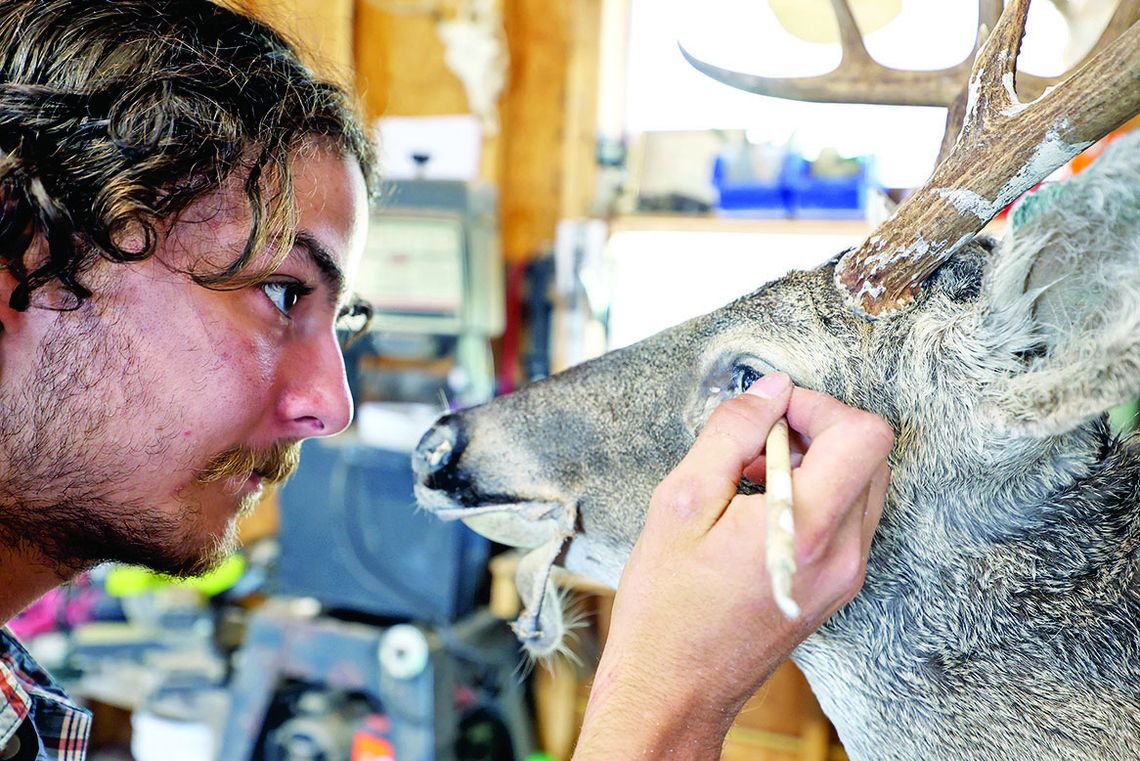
[0,305,250,579]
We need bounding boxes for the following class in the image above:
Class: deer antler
[681,0,1000,107]
[836,0,1139,316]
[681,0,1137,107]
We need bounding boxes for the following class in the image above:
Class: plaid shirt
[0,629,90,761]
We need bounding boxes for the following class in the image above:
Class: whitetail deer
[414,1,1140,757]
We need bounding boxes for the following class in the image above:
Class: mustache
[196,441,302,485]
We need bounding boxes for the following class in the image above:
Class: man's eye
[732,365,762,395]
[261,281,309,316]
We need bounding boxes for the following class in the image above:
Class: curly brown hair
[0,0,376,312]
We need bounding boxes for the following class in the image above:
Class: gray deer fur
[414,133,1140,759]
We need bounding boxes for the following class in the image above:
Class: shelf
[610,213,1010,241]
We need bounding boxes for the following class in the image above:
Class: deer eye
[732,364,762,395]
[700,356,773,412]
[689,356,774,434]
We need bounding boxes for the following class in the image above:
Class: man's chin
[142,491,256,578]
[1,477,258,580]
[151,518,241,579]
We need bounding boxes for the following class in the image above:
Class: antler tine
[936,0,1002,166]
[678,0,975,108]
[966,0,1031,124]
[677,46,964,107]
[1101,0,1140,37]
[829,0,873,66]
[835,5,1140,317]
[978,0,1003,37]
[937,89,970,168]
[938,0,1137,165]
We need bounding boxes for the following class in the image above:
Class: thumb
[650,372,793,536]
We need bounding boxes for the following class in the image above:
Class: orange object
[351,735,395,761]
[1070,114,1140,174]
[351,715,396,761]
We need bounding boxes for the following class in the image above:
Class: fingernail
[746,371,791,399]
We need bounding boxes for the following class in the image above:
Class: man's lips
[244,472,264,492]
[219,471,265,496]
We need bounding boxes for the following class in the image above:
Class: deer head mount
[685,0,1139,316]
[414,2,1140,756]
[415,129,1140,760]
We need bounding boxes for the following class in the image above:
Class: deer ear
[983,131,1140,436]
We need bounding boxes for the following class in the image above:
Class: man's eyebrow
[293,231,346,305]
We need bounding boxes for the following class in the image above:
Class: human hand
[573,372,893,759]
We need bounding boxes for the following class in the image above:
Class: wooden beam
[499,0,571,262]
[559,0,602,220]
[353,1,470,120]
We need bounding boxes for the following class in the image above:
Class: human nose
[277,330,354,438]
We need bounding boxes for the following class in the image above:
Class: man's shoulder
[0,628,91,761]
[0,628,34,756]
[1,629,66,700]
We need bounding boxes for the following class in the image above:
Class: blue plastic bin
[711,152,795,217]
[785,154,874,219]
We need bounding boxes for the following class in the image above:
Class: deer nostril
[413,415,468,489]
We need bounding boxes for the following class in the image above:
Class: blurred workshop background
[11,1,1136,760]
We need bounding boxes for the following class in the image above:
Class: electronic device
[356,180,503,338]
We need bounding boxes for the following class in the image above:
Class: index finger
[649,373,792,536]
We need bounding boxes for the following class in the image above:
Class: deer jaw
[413,420,578,653]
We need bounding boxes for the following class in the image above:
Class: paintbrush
[765,418,799,619]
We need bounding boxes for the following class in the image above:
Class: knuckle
[798,519,838,568]
[701,413,749,451]
[854,412,896,455]
[833,547,868,598]
[707,397,751,432]
[650,473,702,520]
[720,392,776,426]
[708,395,777,444]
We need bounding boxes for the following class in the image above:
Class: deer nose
[413,414,469,491]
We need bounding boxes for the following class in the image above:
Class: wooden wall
[354,3,469,119]
[240,0,356,83]
[495,0,572,262]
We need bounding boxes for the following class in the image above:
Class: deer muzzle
[413,413,578,656]
[413,413,573,548]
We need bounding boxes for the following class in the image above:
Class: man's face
[0,144,367,577]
